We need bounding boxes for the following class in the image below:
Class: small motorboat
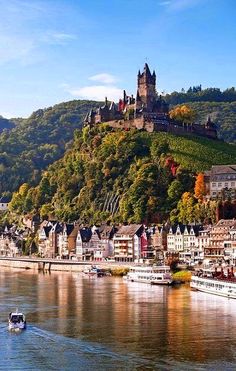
[83,266,111,277]
[83,266,98,276]
[8,310,26,331]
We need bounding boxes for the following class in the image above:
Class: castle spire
[143,63,152,77]
[137,63,156,109]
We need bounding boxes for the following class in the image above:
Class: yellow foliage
[181,191,192,203]
[169,105,196,124]
[19,183,29,196]
[172,270,192,283]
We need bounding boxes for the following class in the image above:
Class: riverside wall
[0,257,129,273]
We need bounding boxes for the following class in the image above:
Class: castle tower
[137,63,156,110]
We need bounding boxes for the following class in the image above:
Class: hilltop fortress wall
[103,117,217,139]
[84,63,218,140]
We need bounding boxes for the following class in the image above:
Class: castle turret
[204,115,218,139]
[135,90,142,110]
[137,63,156,110]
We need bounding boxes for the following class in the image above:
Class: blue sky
[0,0,235,118]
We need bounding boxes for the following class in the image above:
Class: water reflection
[1,268,236,369]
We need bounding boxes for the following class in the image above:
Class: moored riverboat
[190,266,236,299]
[124,265,173,285]
[8,310,26,331]
[83,266,111,277]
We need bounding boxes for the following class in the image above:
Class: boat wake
[0,325,152,370]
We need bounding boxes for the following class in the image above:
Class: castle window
[218,182,222,187]
[212,182,216,187]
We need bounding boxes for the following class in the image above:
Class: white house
[113,224,143,262]
[167,224,203,262]
[0,196,11,211]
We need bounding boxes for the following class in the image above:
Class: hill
[0,96,235,200]
[9,126,236,225]
[0,116,15,132]
[0,100,100,194]
[165,88,236,144]
[187,102,236,144]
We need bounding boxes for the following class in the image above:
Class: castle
[84,63,217,139]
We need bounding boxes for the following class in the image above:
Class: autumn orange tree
[169,105,197,125]
[194,173,206,200]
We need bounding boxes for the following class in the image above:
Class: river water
[1,268,236,370]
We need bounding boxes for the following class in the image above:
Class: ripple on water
[0,326,165,370]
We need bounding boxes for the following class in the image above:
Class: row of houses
[1,219,236,264]
[167,220,236,264]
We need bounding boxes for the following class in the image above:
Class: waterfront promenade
[0,256,130,272]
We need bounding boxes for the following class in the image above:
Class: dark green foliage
[0,116,15,132]
[0,100,100,194]
[187,102,236,144]
[165,86,236,105]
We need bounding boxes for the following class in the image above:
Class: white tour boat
[125,265,173,285]
[190,266,236,299]
[8,310,26,331]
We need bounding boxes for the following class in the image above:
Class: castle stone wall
[102,118,217,140]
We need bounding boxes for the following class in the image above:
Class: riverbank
[0,257,130,274]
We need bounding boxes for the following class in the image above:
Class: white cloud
[89,73,118,84]
[66,85,123,102]
[159,1,171,6]
[160,0,202,11]
[42,31,77,45]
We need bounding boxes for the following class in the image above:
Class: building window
[218,182,222,187]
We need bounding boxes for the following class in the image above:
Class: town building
[48,222,63,258]
[224,224,236,264]
[204,165,236,199]
[58,223,79,258]
[204,219,236,261]
[149,226,167,260]
[84,63,218,139]
[75,227,93,261]
[37,221,53,257]
[113,224,144,262]
[97,225,117,260]
[167,224,203,262]
[196,227,211,262]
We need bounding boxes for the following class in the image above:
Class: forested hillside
[0,100,99,194]
[0,91,235,201]
[187,102,236,144]
[0,116,15,132]
[165,87,236,143]
[165,86,236,105]
[9,126,236,225]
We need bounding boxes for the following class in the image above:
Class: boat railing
[194,266,236,283]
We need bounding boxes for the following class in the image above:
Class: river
[0,267,236,370]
